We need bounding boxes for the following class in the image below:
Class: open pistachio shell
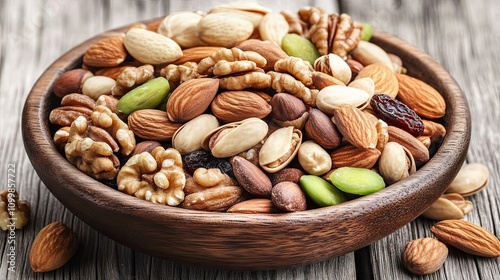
[446,163,489,197]
[421,193,473,220]
[201,117,268,158]
[259,126,302,173]
[378,142,415,184]
[172,114,220,155]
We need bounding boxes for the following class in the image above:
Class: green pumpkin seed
[330,167,385,195]
[361,23,373,41]
[281,34,320,65]
[116,77,170,114]
[299,175,346,207]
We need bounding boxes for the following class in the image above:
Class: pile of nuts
[49,2,450,214]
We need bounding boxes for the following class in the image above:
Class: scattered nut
[0,189,31,230]
[446,163,489,196]
[402,238,448,275]
[30,222,78,272]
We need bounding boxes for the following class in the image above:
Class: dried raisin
[183,150,233,177]
[370,94,424,136]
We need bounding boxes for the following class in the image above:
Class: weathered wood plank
[344,0,500,279]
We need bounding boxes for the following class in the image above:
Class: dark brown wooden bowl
[22,22,470,270]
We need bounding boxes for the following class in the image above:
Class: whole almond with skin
[271,182,307,212]
[232,156,273,197]
[305,108,341,150]
[167,78,219,123]
[311,71,346,90]
[356,63,399,98]
[211,91,271,123]
[422,119,447,143]
[330,145,381,169]
[30,222,79,272]
[269,93,308,129]
[128,109,182,141]
[227,198,281,214]
[333,104,378,149]
[172,46,223,65]
[83,36,127,67]
[431,220,500,257]
[402,238,448,275]
[53,69,93,98]
[268,168,304,186]
[388,126,430,167]
[396,74,446,119]
[237,39,288,72]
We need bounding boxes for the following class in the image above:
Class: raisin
[183,150,234,177]
[370,94,424,136]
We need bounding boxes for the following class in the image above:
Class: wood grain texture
[1,0,499,279]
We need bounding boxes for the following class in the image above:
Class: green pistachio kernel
[361,23,373,41]
[281,34,321,65]
[116,77,170,114]
[330,167,385,195]
[299,175,346,207]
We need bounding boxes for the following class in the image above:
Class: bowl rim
[22,21,471,263]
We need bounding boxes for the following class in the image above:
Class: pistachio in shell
[259,126,302,173]
[202,118,268,158]
[172,114,220,155]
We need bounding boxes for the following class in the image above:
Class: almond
[83,36,127,67]
[269,93,308,129]
[237,39,288,72]
[53,69,93,98]
[304,108,341,150]
[211,90,271,123]
[227,198,280,214]
[402,238,448,275]
[128,109,182,141]
[355,63,399,98]
[172,46,223,65]
[311,71,346,90]
[232,156,273,197]
[431,220,500,257]
[94,62,143,80]
[333,104,377,149]
[166,78,219,123]
[330,145,381,169]
[388,126,430,167]
[396,74,446,119]
[29,222,79,272]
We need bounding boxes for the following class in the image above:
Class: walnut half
[182,167,245,212]
[117,147,186,206]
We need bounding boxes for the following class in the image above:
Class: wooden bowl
[22,22,470,270]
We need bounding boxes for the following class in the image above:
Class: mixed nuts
[17,0,496,275]
[47,3,452,213]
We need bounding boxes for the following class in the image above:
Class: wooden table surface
[1,0,499,279]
